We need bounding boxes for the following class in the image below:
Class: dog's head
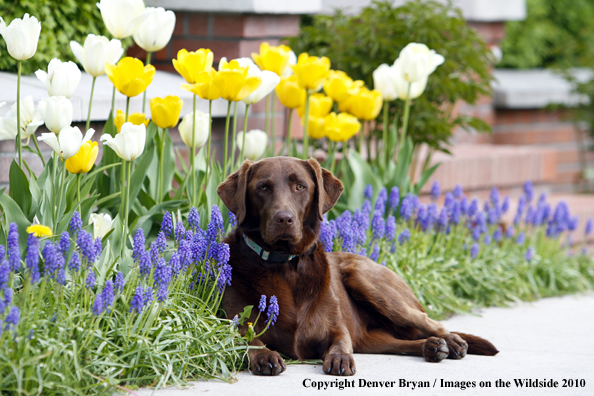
[217,157,343,254]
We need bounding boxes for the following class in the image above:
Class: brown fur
[217,157,498,376]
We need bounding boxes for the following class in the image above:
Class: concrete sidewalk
[137,294,594,396]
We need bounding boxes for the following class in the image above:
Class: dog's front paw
[443,334,468,359]
[323,354,356,376]
[423,337,448,363]
[250,351,286,376]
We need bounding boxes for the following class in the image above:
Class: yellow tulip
[66,141,99,174]
[26,224,53,237]
[324,112,361,142]
[172,48,214,84]
[275,75,306,109]
[297,93,333,118]
[292,53,331,93]
[150,96,183,129]
[347,87,383,121]
[323,70,364,103]
[114,110,149,133]
[251,42,292,76]
[182,68,221,100]
[306,116,326,140]
[105,57,155,98]
[214,59,262,102]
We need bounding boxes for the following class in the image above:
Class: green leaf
[0,192,31,254]
[346,151,382,211]
[9,160,33,220]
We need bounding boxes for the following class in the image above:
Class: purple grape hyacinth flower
[267,295,279,326]
[59,232,70,253]
[161,212,173,238]
[371,211,385,240]
[470,243,479,259]
[398,229,410,245]
[7,223,20,272]
[364,184,373,200]
[69,212,83,235]
[586,219,593,237]
[25,234,40,283]
[453,184,463,199]
[525,247,534,262]
[385,216,396,241]
[388,187,400,213]
[523,181,534,203]
[259,295,267,312]
[430,181,441,201]
[115,271,125,292]
[369,243,380,262]
[129,285,144,313]
[4,306,20,331]
[188,207,200,231]
[92,293,104,315]
[86,270,96,289]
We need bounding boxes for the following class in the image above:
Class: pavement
[135,293,594,396]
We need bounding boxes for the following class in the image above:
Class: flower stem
[142,52,152,114]
[399,83,412,153]
[125,97,130,122]
[32,134,46,167]
[191,94,197,207]
[230,101,238,171]
[86,76,97,132]
[329,141,338,174]
[204,100,213,202]
[223,101,232,177]
[16,60,22,166]
[287,108,294,156]
[265,94,270,152]
[302,92,311,160]
[366,121,372,161]
[382,101,389,167]
[77,173,81,211]
[239,104,250,164]
[157,127,166,203]
[110,86,116,119]
[271,91,277,155]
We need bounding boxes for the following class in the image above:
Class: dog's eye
[259,186,267,191]
[296,184,305,191]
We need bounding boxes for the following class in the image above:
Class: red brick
[173,13,185,35]
[187,13,209,36]
[212,14,245,38]
[243,15,300,38]
[172,38,239,61]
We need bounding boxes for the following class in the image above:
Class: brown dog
[217,157,498,376]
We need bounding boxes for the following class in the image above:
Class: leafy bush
[288,0,493,152]
[500,0,594,69]
[0,0,128,75]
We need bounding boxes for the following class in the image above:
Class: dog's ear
[217,160,253,224]
[306,158,344,221]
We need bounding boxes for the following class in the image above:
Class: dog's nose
[274,211,294,226]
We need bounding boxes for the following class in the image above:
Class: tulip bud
[38,96,74,134]
[89,213,114,239]
[275,76,306,109]
[100,122,146,161]
[390,61,428,101]
[237,130,267,161]
[346,87,383,121]
[39,126,95,160]
[70,34,124,77]
[0,96,44,142]
[133,7,175,53]
[394,43,444,83]
[114,109,149,133]
[66,141,99,174]
[178,111,210,148]
[372,64,398,101]
[97,0,147,39]
[150,96,183,129]
[0,13,41,61]
[35,58,81,98]
[106,57,156,98]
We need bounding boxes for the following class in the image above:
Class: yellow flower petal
[150,96,183,129]
[106,57,155,98]
[66,141,99,174]
[26,224,53,237]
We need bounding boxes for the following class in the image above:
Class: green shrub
[500,0,594,69]
[288,0,493,152]
[0,0,130,75]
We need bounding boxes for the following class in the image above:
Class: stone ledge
[0,71,246,122]
[321,0,526,21]
[493,69,592,109]
[145,0,322,14]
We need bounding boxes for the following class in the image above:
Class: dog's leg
[249,338,286,376]
[355,329,449,363]
[321,328,357,376]
[341,258,468,359]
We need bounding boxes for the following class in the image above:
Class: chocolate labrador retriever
[217,157,498,376]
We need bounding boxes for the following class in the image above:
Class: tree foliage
[500,0,594,69]
[0,0,130,75]
[288,0,493,152]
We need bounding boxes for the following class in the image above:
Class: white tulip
[394,43,444,83]
[281,50,297,77]
[38,96,73,134]
[0,13,41,61]
[70,34,123,77]
[97,0,147,39]
[100,122,146,161]
[38,126,95,160]
[133,7,175,53]
[89,213,114,239]
[35,58,82,98]
[390,61,428,101]
[373,64,398,101]
[237,129,267,161]
[0,96,44,142]
[178,111,210,148]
